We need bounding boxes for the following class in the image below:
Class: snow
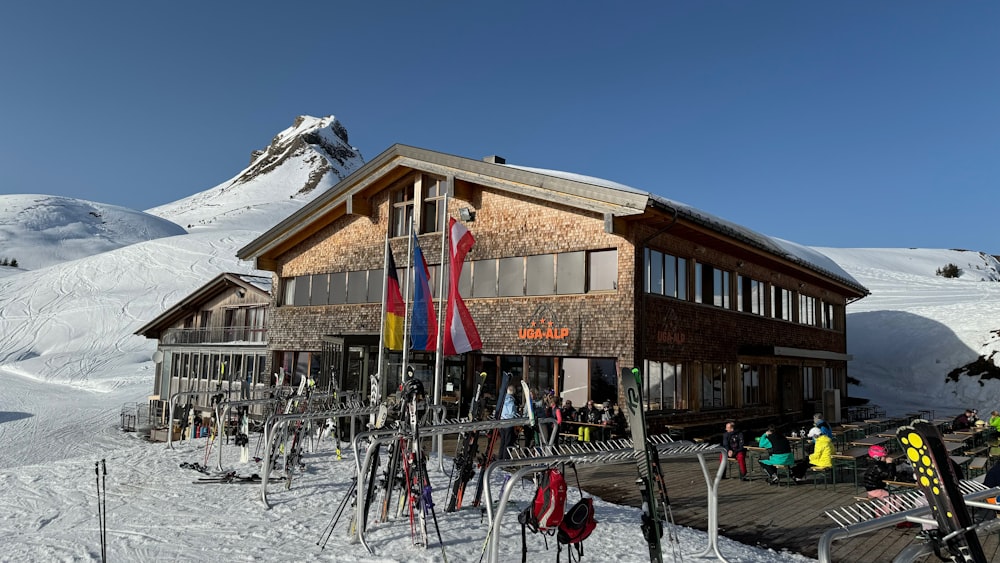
[3,117,1000,561]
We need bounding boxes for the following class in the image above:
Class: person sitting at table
[863,445,896,500]
[953,409,974,431]
[562,399,576,422]
[791,424,834,482]
[721,421,749,481]
[989,410,1000,433]
[757,425,794,484]
[578,400,600,425]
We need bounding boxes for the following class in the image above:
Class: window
[803,366,818,401]
[525,357,555,394]
[695,263,729,308]
[741,364,762,406]
[821,301,835,330]
[498,257,524,296]
[390,173,448,237]
[556,252,585,294]
[643,360,686,410]
[700,363,726,408]
[771,286,791,321]
[588,249,617,291]
[526,255,555,295]
[292,276,310,307]
[737,275,764,315]
[329,272,347,304]
[824,367,838,390]
[644,249,686,299]
[366,269,383,304]
[799,294,817,326]
[347,271,368,304]
[472,259,498,298]
[310,274,329,305]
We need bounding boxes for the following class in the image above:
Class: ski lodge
[218,144,868,437]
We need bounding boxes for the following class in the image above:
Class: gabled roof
[134,273,271,339]
[237,144,868,298]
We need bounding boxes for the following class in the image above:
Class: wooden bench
[969,456,989,477]
[966,445,988,457]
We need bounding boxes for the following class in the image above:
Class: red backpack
[557,497,597,561]
[519,468,568,561]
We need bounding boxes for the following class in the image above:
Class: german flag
[385,248,405,350]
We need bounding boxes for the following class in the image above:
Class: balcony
[161,326,267,345]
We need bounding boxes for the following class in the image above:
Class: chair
[771,464,793,487]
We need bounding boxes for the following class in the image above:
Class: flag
[410,232,437,351]
[443,217,482,355]
[384,248,405,351]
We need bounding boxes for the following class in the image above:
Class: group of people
[720,413,836,484]
[497,384,626,459]
[952,407,1000,433]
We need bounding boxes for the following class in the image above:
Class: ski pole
[101,459,107,562]
[95,461,104,563]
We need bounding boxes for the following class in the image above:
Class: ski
[445,371,488,512]
[194,473,286,484]
[622,367,664,563]
[897,420,987,563]
[471,371,511,508]
[520,378,540,450]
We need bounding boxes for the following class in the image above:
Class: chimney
[483,155,506,165]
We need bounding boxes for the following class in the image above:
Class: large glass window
[498,257,524,297]
[526,255,555,296]
[645,249,686,299]
[292,276,310,306]
[472,259,498,298]
[643,360,685,410]
[588,250,617,291]
[772,287,792,321]
[700,363,726,408]
[390,173,448,237]
[589,359,618,405]
[738,275,764,315]
[695,263,729,308]
[347,271,368,304]
[799,294,817,326]
[821,301,836,330]
[556,252,585,294]
[741,364,762,406]
[803,366,818,401]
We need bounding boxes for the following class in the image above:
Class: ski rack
[166,390,209,449]
[352,416,554,553]
[483,437,730,563]
[259,399,381,507]
[818,480,1000,563]
[213,396,284,470]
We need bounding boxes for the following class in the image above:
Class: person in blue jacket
[498,385,517,460]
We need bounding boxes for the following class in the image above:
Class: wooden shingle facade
[237,144,868,431]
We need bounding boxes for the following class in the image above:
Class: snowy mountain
[146,115,363,230]
[0,194,187,270]
[0,115,364,391]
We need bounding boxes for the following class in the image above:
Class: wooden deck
[574,455,1000,562]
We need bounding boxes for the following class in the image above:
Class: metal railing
[161,326,266,345]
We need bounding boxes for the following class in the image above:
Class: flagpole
[373,229,390,427]
[432,191,449,468]
[401,216,414,391]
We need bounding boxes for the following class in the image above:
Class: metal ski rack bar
[259,399,381,507]
[483,437,729,563]
[818,480,1000,563]
[213,396,284,470]
[352,415,550,554]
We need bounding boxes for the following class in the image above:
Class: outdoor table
[849,435,889,448]
[745,445,769,476]
[864,419,891,433]
[564,420,610,442]
[942,433,972,443]
[833,447,870,492]
[945,441,966,454]
[786,435,809,459]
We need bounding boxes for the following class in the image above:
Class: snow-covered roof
[504,164,868,296]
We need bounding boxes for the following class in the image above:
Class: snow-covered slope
[0,115,365,390]
[0,194,187,270]
[819,247,1000,414]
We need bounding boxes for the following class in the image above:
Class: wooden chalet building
[136,272,272,431]
[236,144,868,436]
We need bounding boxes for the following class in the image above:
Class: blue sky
[2,1,998,252]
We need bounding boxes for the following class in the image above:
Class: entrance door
[320,338,344,394]
[777,365,799,414]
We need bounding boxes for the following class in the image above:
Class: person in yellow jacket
[988,410,1000,433]
[791,423,834,481]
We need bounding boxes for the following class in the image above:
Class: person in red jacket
[721,421,748,481]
